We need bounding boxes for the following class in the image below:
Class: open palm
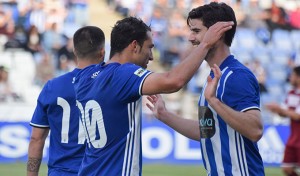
[204,64,222,101]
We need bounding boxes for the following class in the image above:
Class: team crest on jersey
[134,68,147,77]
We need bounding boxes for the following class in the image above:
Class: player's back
[30,68,85,176]
[75,62,151,176]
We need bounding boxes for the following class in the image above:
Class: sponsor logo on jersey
[91,71,100,79]
[134,68,147,77]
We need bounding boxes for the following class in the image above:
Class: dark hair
[73,26,105,59]
[110,16,151,59]
[187,2,237,46]
[293,66,300,77]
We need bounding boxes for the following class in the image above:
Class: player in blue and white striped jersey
[146,2,265,176]
[74,17,233,176]
[27,26,106,176]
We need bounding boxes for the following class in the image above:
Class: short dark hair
[110,16,151,59]
[73,26,105,59]
[187,2,237,46]
[293,66,300,77]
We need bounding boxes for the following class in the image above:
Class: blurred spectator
[42,22,65,62]
[29,1,46,33]
[14,0,31,31]
[130,1,149,22]
[0,65,22,102]
[265,1,293,32]
[231,0,246,26]
[146,5,167,64]
[0,8,10,34]
[68,0,89,26]
[251,59,268,94]
[24,25,43,63]
[241,0,270,44]
[56,37,76,74]
[34,53,55,87]
[44,0,66,33]
[162,10,188,67]
[4,24,26,50]
[289,5,300,29]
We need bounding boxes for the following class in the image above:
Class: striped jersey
[198,55,265,176]
[284,89,300,147]
[30,68,85,176]
[74,62,151,176]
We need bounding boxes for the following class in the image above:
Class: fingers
[213,21,234,32]
[146,95,156,103]
[211,64,221,78]
[145,103,153,111]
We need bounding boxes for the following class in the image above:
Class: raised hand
[204,64,222,102]
[202,21,234,48]
[146,94,166,120]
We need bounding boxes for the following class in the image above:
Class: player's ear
[131,40,139,53]
[73,49,78,57]
[100,48,105,60]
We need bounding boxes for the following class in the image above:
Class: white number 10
[77,100,108,148]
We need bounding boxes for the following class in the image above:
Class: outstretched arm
[146,94,200,141]
[27,127,49,176]
[142,21,234,95]
[265,103,300,121]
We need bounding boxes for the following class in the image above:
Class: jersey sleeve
[113,64,151,102]
[30,81,51,127]
[220,69,260,112]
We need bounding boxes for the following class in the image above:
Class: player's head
[73,26,105,61]
[187,2,237,47]
[109,16,152,60]
[290,66,300,87]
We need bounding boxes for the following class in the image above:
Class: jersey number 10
[77,100,108,149]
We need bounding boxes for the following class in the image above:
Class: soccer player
[146,2,265,176]
[27,26,106,176]
[74,16,233,175]
[265,66,300,176]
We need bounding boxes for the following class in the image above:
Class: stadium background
[0,0,300,175]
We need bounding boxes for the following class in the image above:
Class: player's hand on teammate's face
[146,94,166,120]
[202,21,234,47]
[204,64,222,101]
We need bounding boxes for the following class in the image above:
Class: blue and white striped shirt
[198,55,265,176]
[74,62,151,176]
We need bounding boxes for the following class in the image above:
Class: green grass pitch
[0,162,284,176]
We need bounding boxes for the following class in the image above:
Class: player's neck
[77,60,102,69]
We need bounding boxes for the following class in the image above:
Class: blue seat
[272,29,293,53]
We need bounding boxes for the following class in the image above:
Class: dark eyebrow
[190,28,201,32]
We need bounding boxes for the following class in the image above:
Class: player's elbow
[164,77,186,93]
[249,127,263,142]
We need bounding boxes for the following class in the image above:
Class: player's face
[188,19,216,61]
[136,31,154,68]
[188,19,207,47]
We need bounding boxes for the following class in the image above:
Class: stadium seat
[271,29,293,53]
[232,48,252,64]
[270,49,290,66]
[290,30,300,50]
[235,28,258,51]
[251,46,271,66]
